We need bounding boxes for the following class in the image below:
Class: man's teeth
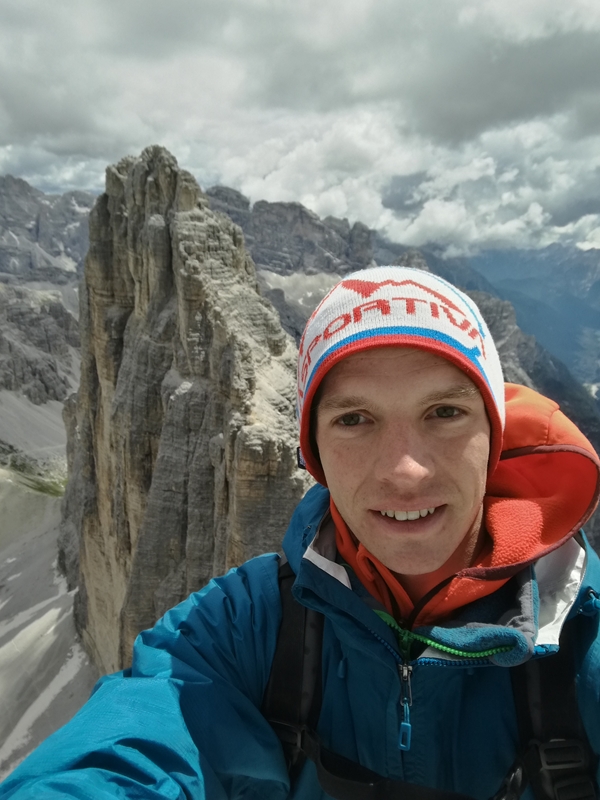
[380,508,436,521]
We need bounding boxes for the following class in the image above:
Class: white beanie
[297,266,505,485]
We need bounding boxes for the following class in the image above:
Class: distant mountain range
[0,176,87,478]
[0,175,93,283]
[207,185,600,393]
[470,246,600,389]
[2,172,600,457]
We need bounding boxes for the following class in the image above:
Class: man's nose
[373,427,434,486]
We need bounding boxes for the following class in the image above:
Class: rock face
[0,175,94,282]
[207,186,376,274]
[59,147,309,674]
[0,284,79,404]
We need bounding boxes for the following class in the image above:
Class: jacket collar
[283,484,592,666]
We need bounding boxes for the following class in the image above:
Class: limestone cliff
[59,146,309,674]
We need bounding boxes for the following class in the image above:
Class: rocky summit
[207,185,376,275]
[59,146,310,674]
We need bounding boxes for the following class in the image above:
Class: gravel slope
[0,469,98,780]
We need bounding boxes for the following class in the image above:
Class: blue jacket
[1,482,600,800]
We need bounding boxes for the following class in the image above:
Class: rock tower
[59,146,309,673]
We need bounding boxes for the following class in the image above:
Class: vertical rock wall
[59,146,309,674]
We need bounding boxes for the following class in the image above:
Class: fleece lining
[334,383,600,627]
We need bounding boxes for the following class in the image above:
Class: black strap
[301,728,475,800]
[509,615,597,800]
[262,559,324,780]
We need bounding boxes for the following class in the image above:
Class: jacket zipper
[365,622,512,755]
[398,661,413,750]
[365,626,415,752]
[375,609,514,660]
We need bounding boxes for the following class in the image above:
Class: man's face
[314,347,491,576]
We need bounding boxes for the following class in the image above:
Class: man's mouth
[379,507,436,521]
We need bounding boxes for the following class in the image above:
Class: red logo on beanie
[298,278,489,390]
[341,279,464,314]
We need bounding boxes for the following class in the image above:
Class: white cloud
[1,0,600,251]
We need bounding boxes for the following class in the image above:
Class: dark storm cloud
[402,30,600,143]
[0,0,141,160]
[3,0,600,150]
[241,5,600,145]
[98,0,232,57]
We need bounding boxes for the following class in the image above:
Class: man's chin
[374,549,454,576]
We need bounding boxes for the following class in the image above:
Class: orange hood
[479,382,600,575]
[334,383,600,625]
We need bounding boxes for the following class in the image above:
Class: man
[2,265,600,799]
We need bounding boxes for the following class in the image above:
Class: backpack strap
[262,558,324,781]
[505,615,598,800]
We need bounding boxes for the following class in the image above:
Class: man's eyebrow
[316,395,373,413]
[418,384,480,406]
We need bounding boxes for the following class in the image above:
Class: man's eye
[337,413,364,426]
[434,406,460,418]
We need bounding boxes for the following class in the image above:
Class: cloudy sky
[2,0,600,255]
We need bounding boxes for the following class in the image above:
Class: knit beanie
[297,265,505,485]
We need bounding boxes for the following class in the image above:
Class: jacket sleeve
[0,554,290,800]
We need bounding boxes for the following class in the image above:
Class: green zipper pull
[398,662,412,751]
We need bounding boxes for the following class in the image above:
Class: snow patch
[0,470,98,779]
[0,594,67,643]
[0,607,65,676]
[70,197,92,215]
[55,254,77,273]
[21,281,80,320]
[173,380,193,398]
[259,268,340,315]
